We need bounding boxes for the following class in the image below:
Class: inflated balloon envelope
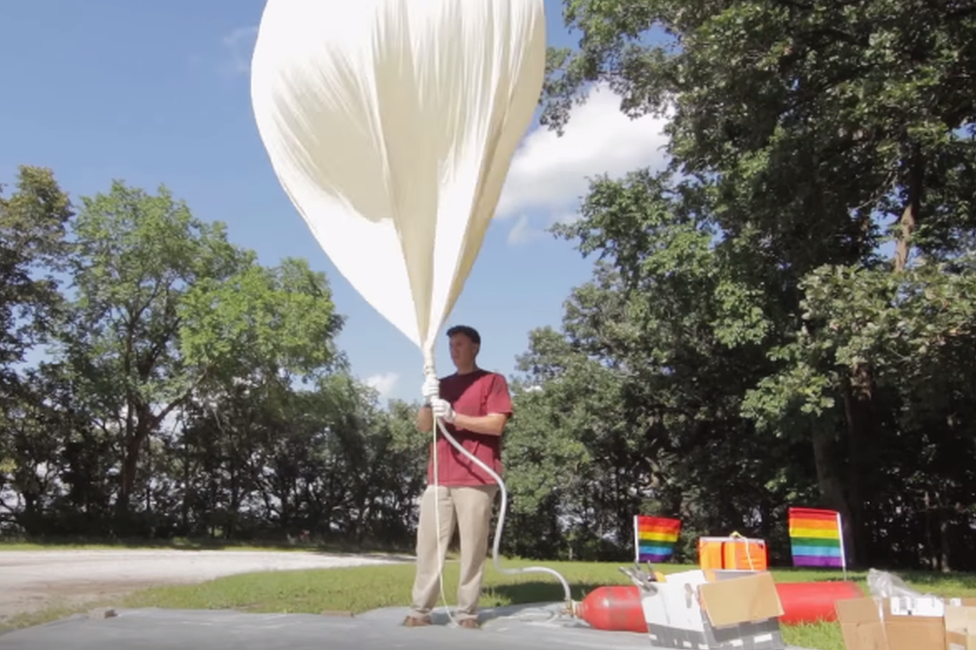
[249,0,547,374]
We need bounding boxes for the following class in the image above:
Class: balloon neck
[423,346,437,381]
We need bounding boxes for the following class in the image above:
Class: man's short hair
[446,325,481,345]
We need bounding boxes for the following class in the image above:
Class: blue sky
[1,1,671,403]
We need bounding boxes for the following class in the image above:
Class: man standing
[403,325,513,629]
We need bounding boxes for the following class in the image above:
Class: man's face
[449,334,479,368]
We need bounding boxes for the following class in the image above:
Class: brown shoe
[457,618,480,629]
[402,614,431,627]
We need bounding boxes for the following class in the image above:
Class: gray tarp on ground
[0,603,820,650]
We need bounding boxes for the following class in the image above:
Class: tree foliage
[0,170,424,547]
[502,0,976,568]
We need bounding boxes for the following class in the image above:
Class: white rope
[729,531,757,571]
[430,413,462,626]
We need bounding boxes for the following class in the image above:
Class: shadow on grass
[487,580,610,605]
[764,567,866,583]
[0,535,416,561]
[890,569,976,590]
[771,566,976,593]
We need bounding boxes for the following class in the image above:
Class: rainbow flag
[634,515,681,563]
[788,507,846,571]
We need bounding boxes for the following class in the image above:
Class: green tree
[55,180,343,525]
[0,166,72,391]
[0,166,73,522]
[1,169,431,546]
[505,169,811,561]
[533,0,976,565]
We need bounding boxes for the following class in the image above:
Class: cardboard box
[835,596,976,650]
[945,604,976,650]
[640,569,786,650]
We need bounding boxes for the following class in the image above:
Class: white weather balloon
[249,0,547,372]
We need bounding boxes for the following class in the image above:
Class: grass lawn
[7,558,976,650]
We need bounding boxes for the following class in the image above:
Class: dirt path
[0,549,409,624]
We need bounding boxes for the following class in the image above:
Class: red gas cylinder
[574,581,864,632]
[574,585,647,633]
[775,581,863,625]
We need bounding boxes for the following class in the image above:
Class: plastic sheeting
[250,0,547,368]
[0,605,823,650]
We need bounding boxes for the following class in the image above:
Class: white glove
[421,376,440,403]
[430,398,455,423]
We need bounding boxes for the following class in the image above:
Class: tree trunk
[117,430,145,516]
[939,511,951,573]
[841,366,872,567]
[924,491,937,570]
[759,497,772,544]
[810,422,856,564]
[118,401,158,520]
[229,469,239,539]
[893,202,916,272]
[893,148,924,272]
[931,492,953,573]
[181,437,190,533]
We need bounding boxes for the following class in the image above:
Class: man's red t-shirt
[426,369,513,487]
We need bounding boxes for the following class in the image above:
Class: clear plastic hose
[431,415,574,609]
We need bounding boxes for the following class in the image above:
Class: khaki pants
[409,484,498,621]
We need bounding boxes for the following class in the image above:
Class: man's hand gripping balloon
[423,377,455,424]
[422,376,439,402]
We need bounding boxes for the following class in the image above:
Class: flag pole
[836,510,848,580]
[633,515,640,564]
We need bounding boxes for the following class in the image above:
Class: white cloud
[497,83,672,244]
[506,214,544,245]
[364,371,399,398]
[221,26,258,75]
